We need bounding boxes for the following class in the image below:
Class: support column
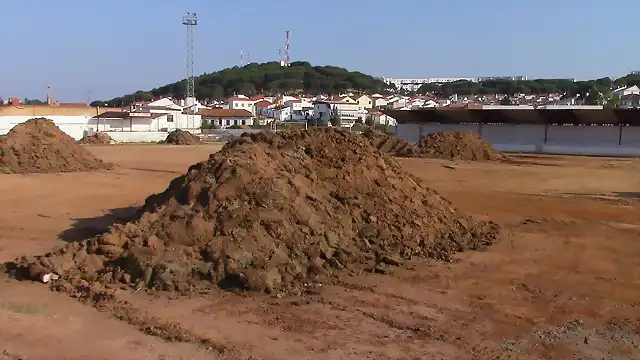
[543,123,549,143]
[618,125,623,146]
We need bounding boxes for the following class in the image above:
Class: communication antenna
[240,48,244,66]
[284,30,290,66]
[183,12,198,129]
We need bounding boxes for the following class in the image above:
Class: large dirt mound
[414,132,507,161]
[78,132,114,145]
[362,129,415,157]
[0,118,113,174]
[163,129,201,145]
[7,128,499,295]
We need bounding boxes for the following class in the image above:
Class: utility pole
[183,12,198,130]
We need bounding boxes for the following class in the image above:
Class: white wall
[397,123,640,156]
[0,115,92,140]
[106,131,168,143]
[105,129,202,143]
[0,115,203,142]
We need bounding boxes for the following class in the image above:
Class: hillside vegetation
[91,61,640,108]
[416,74,640,100]
[97,61,387,107]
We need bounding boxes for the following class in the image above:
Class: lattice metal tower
[183,12,197,129]
[284,30,291,66]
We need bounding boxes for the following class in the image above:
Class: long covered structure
[386,109,640,156]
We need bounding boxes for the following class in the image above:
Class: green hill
[97,61,387,107]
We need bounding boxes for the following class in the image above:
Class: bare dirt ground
[1,146,639,360]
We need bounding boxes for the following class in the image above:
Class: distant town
[3,65,640,141]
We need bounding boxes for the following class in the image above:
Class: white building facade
[313,101,360,127]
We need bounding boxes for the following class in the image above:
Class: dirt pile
[163,129,201,145]
[0,118,113,174]
[414,132,507,161]
[7,128,499,295]
[362,129,415,157]
[78,132,114,145]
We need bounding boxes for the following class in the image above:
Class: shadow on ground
[58,206,139,242]
[615,192,640,199]
[503,158,561,167]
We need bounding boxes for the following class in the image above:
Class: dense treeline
[417,74,640,98]
[92,61,388,107]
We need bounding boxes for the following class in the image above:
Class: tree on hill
[23,98,46,105]
[97,61,387,107]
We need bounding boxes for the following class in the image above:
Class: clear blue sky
[2,0,639,102]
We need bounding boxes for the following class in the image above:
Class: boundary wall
[389,109,640,157]
[0,115,93,139]
[396,123,640,156]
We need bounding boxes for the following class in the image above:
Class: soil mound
[414,132,507,161]
[78,132,114,145]
[362,129,415,157]
[7,128,499,295]
[164,129,200,145]
[0,118,113,174]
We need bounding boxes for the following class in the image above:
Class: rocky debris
[0,118,114,174]
[362,129,415,157]
[7,128,500,296]
[162,129,201,145]
[78,132,114,145]
[200,133,238,143]
[413,132,507,161]
[502,317,640,358]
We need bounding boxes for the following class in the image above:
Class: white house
[89,111,192,132]
[199,108,254,128]
[285,99,303,111]
[619,94,640,109]
[136,97,202,130]
[313,101,360,127]
[356,95,373,110]
[328,95,356,104]
[228,95,256,115]
[613,85,640,98]
[254,100,275,117]
[262,105,291,122]
[370,112,397,126]
[387,98,408,109]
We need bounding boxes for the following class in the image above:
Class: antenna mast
[284,30,291,66]
[183,12,198,130]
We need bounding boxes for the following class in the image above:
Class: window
[226,120,230,126]
[167,114,174,122]
[242,119,246,125]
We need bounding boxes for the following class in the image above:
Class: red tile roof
[93,111,130,119]
[254,100,273,107]
[229,97,252,102]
